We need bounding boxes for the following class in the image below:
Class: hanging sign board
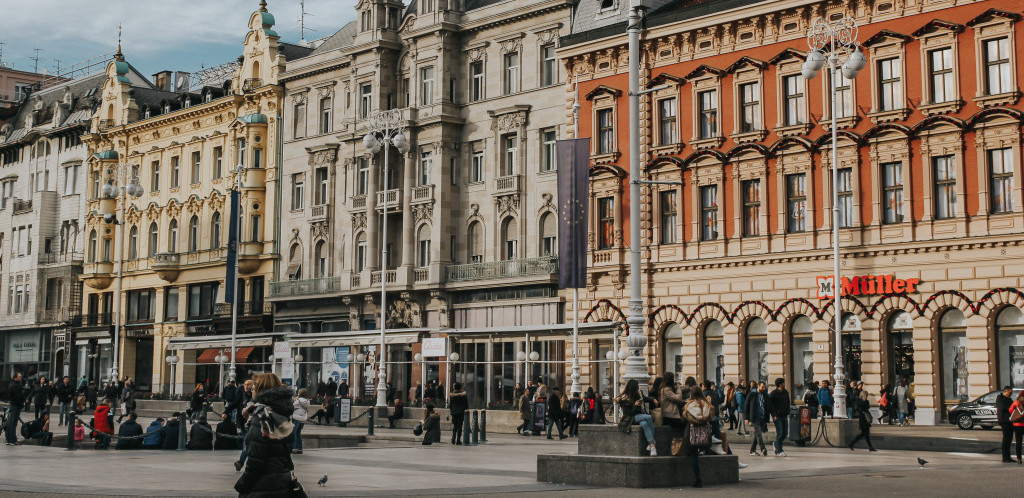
[421,338,446,358]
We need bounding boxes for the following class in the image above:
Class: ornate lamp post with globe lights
[802,16,867,419]
[362,109,411,409]
[100,163,144,385]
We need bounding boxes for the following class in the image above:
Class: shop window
[939,308,968,404]
[703,320,725,386]
[663,322,683,380]
[996,306,1024,389]
[746,317,768,384]
[888,311,915,386]
[790,315,814,392]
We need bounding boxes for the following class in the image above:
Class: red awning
[196,347,255,364]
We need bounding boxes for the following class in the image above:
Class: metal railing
[352,195,367,209]
[80,312,113,327]
[445,256,558,283]
[242,78,263,92]
[268,276,341,297]
[214,301,272,317]
[370,270,397,285]
[97,119,115,131]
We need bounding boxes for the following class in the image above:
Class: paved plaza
[1,430,1018,497]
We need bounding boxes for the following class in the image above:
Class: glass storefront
[3,330,51,381]
[888,311,915,386]
[663,322,683,380]
[746,317,768,384]
[704,320,724,386]
[940,308,968,405]
[996,306,1024,389]
[790,315,814,391]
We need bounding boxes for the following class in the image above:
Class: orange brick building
[560,0,1024,425]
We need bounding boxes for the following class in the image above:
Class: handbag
[412,424,423,436]
[651,407,663,426]
[688,422,711,450]
[289,471,307,498]
[671,437,686,456]
[1011,406,1024,424]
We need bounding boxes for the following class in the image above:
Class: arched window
[837,313,862,385]
[287,243,302,279]
[188,215,199,252]
[315,241,327,277]
[539,212,556,256]
[789,315,814,391]
[148,222,159,257]
[355,232,367,272]
[128,225,138,259]
[88,229,97,262]
[745,317,768,384]
[887,311,914,386]
[662,322,683,380]
[416,225,430,268]
[996,306,1024,389]
[703,320,724,386]
[501,217,518,260]
[211,212,222,249]
[251,61,260,80]
[467,221,483,263]
[168,219,178,252]
[939,308,968,404]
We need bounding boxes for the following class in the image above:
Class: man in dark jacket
[143,418,164,449]
[449,383,468,444]
[387,398,405,429]
[769,378,791,456]
[215,413,241,450]
[223,380,241,425]
[745,381,770,455]
[234,383,298,497]
[55,376,74,426]
[116,412,144,449]
[5,372,26,445]
[188,416,214,450]
[325,378,338,400]
[546,387,567,440]
[162,414,183,449]
[338,379,350,398]
[997,386,1015,463]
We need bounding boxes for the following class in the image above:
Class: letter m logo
[817,276,835,299]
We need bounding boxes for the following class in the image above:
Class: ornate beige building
[77,2,311,392]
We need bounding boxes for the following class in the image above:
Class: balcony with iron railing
[376,189,401,211]
[269,276,342,298]
[97,119,115,131]
[79,312,113,327]
[493,175,521,195]
[352,195,367,210]
[445,256,558,283]
[214,300,272,317]
[411,184,434,204]
[242,78,263,92]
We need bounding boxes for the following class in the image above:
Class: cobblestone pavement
[0,431,1016,497]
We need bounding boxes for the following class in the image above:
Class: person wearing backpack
[683,386,715,488]
[802,381,819,419]
[1010,391,1024,464]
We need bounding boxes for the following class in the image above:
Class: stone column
[722,322,741,381]
[400,150,416,269]
[812,317,832,388]
[965,312,992,400]
[766,319,785,382]
[366,154,380,271]
[911,314,939,425]
[860,318,882,392]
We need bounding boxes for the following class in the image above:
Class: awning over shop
[442,321,622,341]
[168,332,283,350]
[285,328,432,348]
[196,347,255,364]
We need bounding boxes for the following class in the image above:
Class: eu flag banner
[557,138,590,289]
[225,189,239,303]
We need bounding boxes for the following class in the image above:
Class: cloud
[1,0,358,75]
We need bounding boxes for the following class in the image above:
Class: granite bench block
[537,453,739,488]
[578,424,684,457]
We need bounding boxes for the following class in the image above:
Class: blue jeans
[546,417,564,438]
[633,414,655,446]
[898,411,907,425]
[292,421,304,450]
[5,406,21,444]
[773,416,789,454]
[238,439,248,464]
[59,401,69,425]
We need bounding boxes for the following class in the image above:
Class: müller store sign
[816,275,921,299]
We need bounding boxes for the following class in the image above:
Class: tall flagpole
[570,75,582,396]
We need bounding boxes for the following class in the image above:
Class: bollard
[177,413,187,451]
[66,411,76,451]
[527,400,536,436]
[336,400,343,427]
[471,410,479,445]
[462,410,471,445]
[480,410,487,442]
[367,407,374,436]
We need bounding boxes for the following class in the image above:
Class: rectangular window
[191,151,201,183]
[837,168,853,228]
[989,148,1014,214]
[832,69,853,119]
[502,134,518,176]
[658,98,677,146]
[420,66,434,105]
[597,197,615,249]
[503,52,520,94]
[783,75,805,125]
[659,190,678,244]
[739,82,760,132]
[213,147,223,179]
[127,289,154,322]
[419,151,432,185]
[356,157,369,195]
[470,61,485,102]
[319,97,332,133]
[787,173,807,232]
[63,164,80,195]
[597,109,614,154]
[253,148,263,169]
[165,287,179,320]
[878,58,902,111]
[541,129,557,172]
[929,48,955,104]
[237,138,246,167]
[470,145,484,183]
[698,90,718,138]
[700,185,718,241]
[934,155,957,219]
[291,174,304,210]
[417,239,430,268]
[314,167,328,205]
[293,102,306,138]
[250,214,261,242]
[742,179,761,236]
[984,37,1012,95]
[882,162,904,224]
[170,156,180,187]
[541,44,557,87]
[187,282,219,319]
[449,157,457,186]
[356,240,367,272]
[360,83,372,119]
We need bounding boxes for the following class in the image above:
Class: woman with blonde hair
[234,373,306,497]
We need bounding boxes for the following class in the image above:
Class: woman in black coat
[234,373,300,498]
[189,383,207,421]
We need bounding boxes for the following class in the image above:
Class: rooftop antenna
[54,59,63,75]
[115,24,125,61]
[298,0,316,46]
[31,48,44,73]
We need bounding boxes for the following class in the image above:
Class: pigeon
[317,475,328,487]
[917,458,928,468]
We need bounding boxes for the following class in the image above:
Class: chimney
[152,71,173,92]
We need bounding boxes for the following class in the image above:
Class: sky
[0,0,358,79]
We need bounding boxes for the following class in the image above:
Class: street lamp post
[165,354,179,396]
[101,163,144,385]
[802,16,867,419]
[228,161,245,384]
[215,351,228,396]
[362,109,411,408]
